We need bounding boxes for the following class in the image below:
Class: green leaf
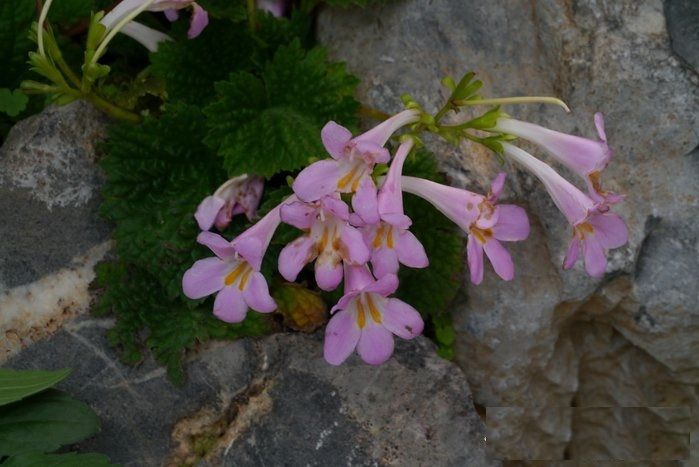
[432,313,456,360]
[204,40,359,177]
[0,88,29,117]
[0,389,100,456]
[2,452,116,467]
[0,368,71,406]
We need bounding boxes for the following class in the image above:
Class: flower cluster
[182,100,628,366]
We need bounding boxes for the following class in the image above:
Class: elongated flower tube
[278,195,370,291]
[195,175,264,231]
[502,142,627,277]
[120,21,172,52]
[494,114,623,207]
[323,265,424,365]
[292,109,420,224]
[360,139,428,277]
[101,0,209,41]
[401,173,530,284]
[182,203,284,322]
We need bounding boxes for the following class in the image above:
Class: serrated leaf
[0,88,29,117]
[0,368,71,406]
[0,389,100,456]
[2,452,116,467]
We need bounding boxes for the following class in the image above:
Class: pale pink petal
[197,231,236,260]
[164,8,179,21]
[292,159,340,202]
[231,236,263,271]
[583,235,607,277]
[340,224,371,265]
[355,109,420,147]
[242,272,277,313]
[357,323,394,365]
[187,3,208,38]
[324,309,360,365]
[395,230,429,269]
[321,121,352,159]
[363,273,399,296]
[563,237,580,270]
[467,235,484,285]
[278,236,316,282]
[320,196,350,221]
[354,140,390,164]
[182,257,228,299]
[492,205,530,242]
[381,213,412,229]
[488,172,507,202]
[280,201,316,230]
[588,212,628,249]
[213,286,248,323]
[371,247,399,278]
[594,112,607,142]
[382,298,424,339]
[352,176,379,225]
[483,239,514,281]
[195,195,225,231]
[315,257,343,291]
[343,264,374,293]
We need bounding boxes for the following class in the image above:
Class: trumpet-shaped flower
[401,173,530,284]
[182,204,282,322]
[292,109,420,224]
[101,0,209,42]
[119,21,172,52]
[278,195,370,291]
[195,175,264,231]
[494,114,623,207]
[323,266,424,366]
[359,139,428,277]
[502,142,627,277]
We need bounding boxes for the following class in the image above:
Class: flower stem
[84,93,141,123]
[37,0,55,57]
[454,96,570,112]
[247,0,258,31]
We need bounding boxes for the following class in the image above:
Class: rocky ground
[318,0,698,462]
[1,0,697,465]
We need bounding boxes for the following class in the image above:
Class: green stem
[46,37,82,88]
[433,101,453,123]
[84,93,141,123]
[37,0,55,57]
[247,0,258,31]
[454,96,570,112]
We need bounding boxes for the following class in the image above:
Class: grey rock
[318,0,699,461]
[7,317,496,467]
[665,0,699,70]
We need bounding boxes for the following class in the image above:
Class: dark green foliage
[204,41,359,177]
[197,0,247,20]
[2,452,116,466]
[0,368,71,406]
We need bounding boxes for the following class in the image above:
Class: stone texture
[7,317,495,467]
[0,101,111,361]
[318,0,698,462]
[665,0,699,70]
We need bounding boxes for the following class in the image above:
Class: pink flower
[502,142,627,277]
[292,109,420,224]
[494,113,623,208]
[102,0,209,41]
[323,266,424,366]
[278,195,370,291]
[182,204,282,322]
[401,173,530,284]
[195,175,264,231]
[360,139,428,277]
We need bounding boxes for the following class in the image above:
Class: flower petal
[187,3,209,38]
[363,273,399,296]
[563,236,581,270]
[489,172,507,202]
[213,286,248,323]
[357,323,395,365]
[280,201,317,230]
[197,231,236,260]
[292,159,340,202]
[352,176,380,225]
[371,247,399,278]
[321,121,352,159]
[340,224,371,265]
[324,309,360,365]
[320,196,350,221]
[230,236,263,270]
[195,195,225,231]
[278,236,316,282]
[483,238,514,281]
[343,264,374,293]
[182,257,228,299]
[242,272,277,313]
[492,205,530,241]
[164,8,179,21]
[594,112,607,142]
[467,234,484,285]
[395,230,429,269]
[354,140,390,164]
[588,212,628,249]
[315,256,343,291]
[382,298,424,339]
[583,234,607,277]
